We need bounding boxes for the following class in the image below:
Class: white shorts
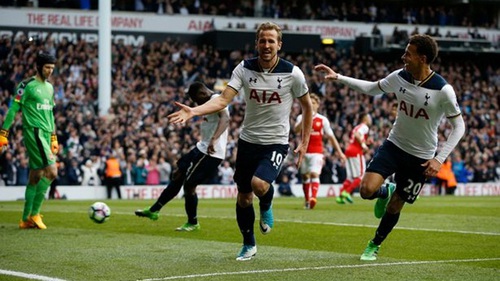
[300,153,324,175]
[345,154,366,180]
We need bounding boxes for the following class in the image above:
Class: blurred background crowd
[7,0,498,28]
[0,1,499,189]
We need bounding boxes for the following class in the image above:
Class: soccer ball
[88,202,111,224]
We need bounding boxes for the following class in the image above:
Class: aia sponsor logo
[249,89,282,104]
[399,100,429,119]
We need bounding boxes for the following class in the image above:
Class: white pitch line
[0,269,67,281]
[137,257,500,281]
[114,211,500,236]
[2,208,499,236]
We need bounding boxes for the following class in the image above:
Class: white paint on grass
[2,208,499,236]
[137,257,500,281]
[0,269,67,281]
[122,212,500,236]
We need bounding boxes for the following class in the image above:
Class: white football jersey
[379,69,461,159]
[227,58,309,145]
[196,94,229,160]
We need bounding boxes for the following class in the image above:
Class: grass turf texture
[0,196,499,281]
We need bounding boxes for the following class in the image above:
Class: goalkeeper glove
[51,134,59,154]
[0,129,8,152]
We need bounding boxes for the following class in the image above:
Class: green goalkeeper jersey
[7,77,55,133]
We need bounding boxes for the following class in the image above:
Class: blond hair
[309,93,321,104]
[256,22,282,42]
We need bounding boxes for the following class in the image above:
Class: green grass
[0,196,499,281]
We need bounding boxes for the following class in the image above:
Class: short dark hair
[408,34,438,64]
[36,52,56,67]
[186,82,207,100]
[36,52,56,73]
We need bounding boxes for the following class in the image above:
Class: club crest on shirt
[15,88,24,101]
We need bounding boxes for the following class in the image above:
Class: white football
[88,202,111,224]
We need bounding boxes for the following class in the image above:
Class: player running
[135,82,229,231]
[168,22,313,261]
[336,113,372,204]
[315,34,465,260]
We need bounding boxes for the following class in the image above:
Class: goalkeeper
[0,52,59,229]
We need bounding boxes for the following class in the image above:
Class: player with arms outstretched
[169,22,313,261]
[315,34,465,260]
[0,52,59,229]
[135,82,229,231]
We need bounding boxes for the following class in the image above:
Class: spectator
[132,159,148,185]
[15,156,29,186]
[277,174,293,196]
[123,161,134,185]
[432,27,442,38]
[67,158,82,185]
[1,151,17,186]
[435,159,457,195]
[218,160,234,185]
[158,156,172,185]
[145,156,160,185]
[371,24,383,48]
[452,153,468,183]
[81,159,100,186]
[104,153,122,199]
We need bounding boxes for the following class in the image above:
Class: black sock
[372,212,401,245]
[236,203,255,246]
[150,179,183,212]
[185,192,198,225]
[258,185,274,212]
[368,184,388,200]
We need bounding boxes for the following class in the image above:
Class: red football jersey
[345,123,369,157]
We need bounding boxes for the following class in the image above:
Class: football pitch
[0,196,499,281]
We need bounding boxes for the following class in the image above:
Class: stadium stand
[0,3,498,186]
[8,0,498,28]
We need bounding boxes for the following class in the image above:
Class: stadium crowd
[6,0,499,28]
[0,26,499,188]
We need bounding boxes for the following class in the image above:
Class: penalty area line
[0,269,67,281]
[137,257,500,281]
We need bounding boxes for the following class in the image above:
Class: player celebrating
[336,113,372,204]
[294,93,345,209]
[168,22,313,261]
[0,52,59,229]
[315,34,465,260]
[135,82,229,231]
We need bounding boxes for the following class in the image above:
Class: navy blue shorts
[366,140,428,203]
[234,139,289,193]
[177,147,222,187]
